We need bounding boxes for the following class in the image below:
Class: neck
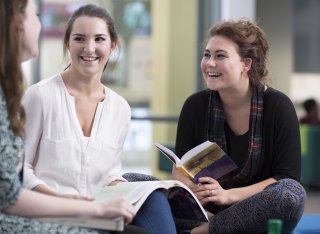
[62,69,104,97]
[219,85,252,110]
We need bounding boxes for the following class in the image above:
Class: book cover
[155,141,238,183]
[38,216,124,231]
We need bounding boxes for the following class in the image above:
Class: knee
[122,172,159,182]
[143,190,174,215]
[278,178,306,200]
[273,179,307,233]
[277,179,306,217]
[146,190,169,205]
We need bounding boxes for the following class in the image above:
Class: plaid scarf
[207,85,264,188]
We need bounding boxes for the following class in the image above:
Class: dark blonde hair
[63,4,119,71]
[205,18,270,86]
[0,0,27,136]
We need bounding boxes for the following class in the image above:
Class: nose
[207,57,217,67]
[84,40,95,53]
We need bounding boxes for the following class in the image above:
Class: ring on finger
[209,189,213,197]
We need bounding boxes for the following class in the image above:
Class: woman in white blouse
[22,4,176,234]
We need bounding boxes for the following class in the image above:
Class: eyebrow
[215,49,227,53]
[71,33,108,37]
[204,49,227,54]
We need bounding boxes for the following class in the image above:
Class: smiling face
[67,16,115,78]
[201,35,251,93]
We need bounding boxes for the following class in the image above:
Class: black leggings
[208,179,306,234]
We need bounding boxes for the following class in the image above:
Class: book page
[193,155,238,182]
[180,141,216,164]
[133,180,208,221]
[94,180,208,221]
[94,182,146,205]
[183,143,226,177]
[177,141,237,182]
[154,143,180,164]
[94,181,173,211]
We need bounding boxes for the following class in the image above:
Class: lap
[207,179,306,234]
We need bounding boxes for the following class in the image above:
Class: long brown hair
[0,0,27,136]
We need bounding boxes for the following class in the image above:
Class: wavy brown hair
[0,0,27,137]
[205,18,270,86]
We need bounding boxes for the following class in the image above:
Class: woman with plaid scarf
[173,18,306,234]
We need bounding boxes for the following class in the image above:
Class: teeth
[82,56,97,61]
[208,72,222,77]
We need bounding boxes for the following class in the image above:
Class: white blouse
[22,74,131,196]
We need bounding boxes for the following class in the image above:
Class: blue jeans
[132,190,177,234]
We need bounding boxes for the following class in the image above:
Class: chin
[21,51,38,62]
[206,82,220,91]
[207,87,220,91]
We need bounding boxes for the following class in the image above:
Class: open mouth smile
[80,56,99,61]
[207,72,222,78]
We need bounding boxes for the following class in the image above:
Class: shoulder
[32,74,61,88]
[185,89,210,103]
[182,89,211,110]
[263,87,298,123]
[177,90,211,128]
[105,87,131,112]
[264,87,295,111]
[24,74,61,97]
[22,74,63,110]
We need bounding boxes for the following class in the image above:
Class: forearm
[5,189,96,218]
[32,184,59,196]
[228,178,277,204]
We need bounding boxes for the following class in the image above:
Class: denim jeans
[132,190,177,234]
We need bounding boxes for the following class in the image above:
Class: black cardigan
[175,87,301,185]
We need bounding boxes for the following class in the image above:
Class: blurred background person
[300,98,320,126]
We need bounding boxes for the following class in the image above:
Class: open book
[155,140,238,183]
[94,180,208,222]
[38,180,207,231]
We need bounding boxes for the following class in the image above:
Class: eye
[73,37,85,42]
[215,53,226,60]
[203,51,211,59]
[95,36,106,42]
